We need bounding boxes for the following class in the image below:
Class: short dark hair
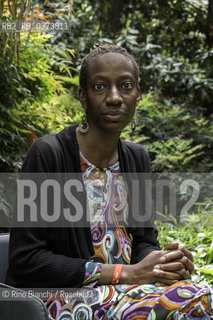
[79,44,140,90]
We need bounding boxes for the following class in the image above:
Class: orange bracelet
[112,264,123,285]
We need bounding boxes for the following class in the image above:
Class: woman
[7,45,213,319]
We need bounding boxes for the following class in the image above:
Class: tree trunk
[157,0,168,19]
[206,0,213,47]
[107,0,123,35]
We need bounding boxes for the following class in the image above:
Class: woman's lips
[102,113,126,121]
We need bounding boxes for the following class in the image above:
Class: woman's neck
[76,127,120,168]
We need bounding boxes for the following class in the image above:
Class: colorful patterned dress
[46,153,213,320]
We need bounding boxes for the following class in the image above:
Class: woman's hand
[121,249,185,286]
[161,242,194,273]
[99,243,194,286]
[153,242,194,286]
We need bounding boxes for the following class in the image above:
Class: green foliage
[17,33,76,135]
[19,33,74,98]
[156,199,213,286]
[47,0,212,172]
[0,56,29,171]
[1,0,213,174]
[137,44,213,115]
[0,32,76,171]
[121,92,213,172]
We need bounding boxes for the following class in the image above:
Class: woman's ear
[79,87,87,110]
[136,86,141,105]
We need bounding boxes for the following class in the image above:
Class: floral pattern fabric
[47,281,213,319]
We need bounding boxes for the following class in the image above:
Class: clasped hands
[132,242,194,286]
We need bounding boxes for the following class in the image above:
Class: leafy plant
[121,92,213,172]
[156,199,213,286]
[0,32,76,172]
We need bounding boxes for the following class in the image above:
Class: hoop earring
[79,114,89,134]
[131,119,137,132]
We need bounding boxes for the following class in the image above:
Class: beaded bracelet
[112,264,123,285]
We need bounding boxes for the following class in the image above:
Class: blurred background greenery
[0,0,212,172]
[0,0,212,284]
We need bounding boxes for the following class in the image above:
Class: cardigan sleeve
[7,227,87,288]
[130,226,160,264]
[7,139,89,288]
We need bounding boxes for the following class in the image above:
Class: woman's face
[79,52,140,134]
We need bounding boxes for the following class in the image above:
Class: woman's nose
[106,86,123,105]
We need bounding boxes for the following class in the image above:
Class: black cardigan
[6,125,160,288]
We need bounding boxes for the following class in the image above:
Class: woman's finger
[176,268,191,280]
[160,250,183,263]
[154,262,184,272]
[179,246,194,262]
[164,242,179,250]
[152,268,181,281]
[179,256,195,274]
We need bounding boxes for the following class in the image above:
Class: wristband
[112,264,123,285]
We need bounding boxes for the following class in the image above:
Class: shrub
[121,92,213,172]
[156,199,213,286]
[0,33,76,171]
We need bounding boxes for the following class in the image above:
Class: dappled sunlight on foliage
[0,30,76,171]
[1,0,212,172]
[156,198,213,286]
[121,92,213,172]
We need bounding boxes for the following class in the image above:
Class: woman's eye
[94,83,104,90]
[122,82,133,89]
